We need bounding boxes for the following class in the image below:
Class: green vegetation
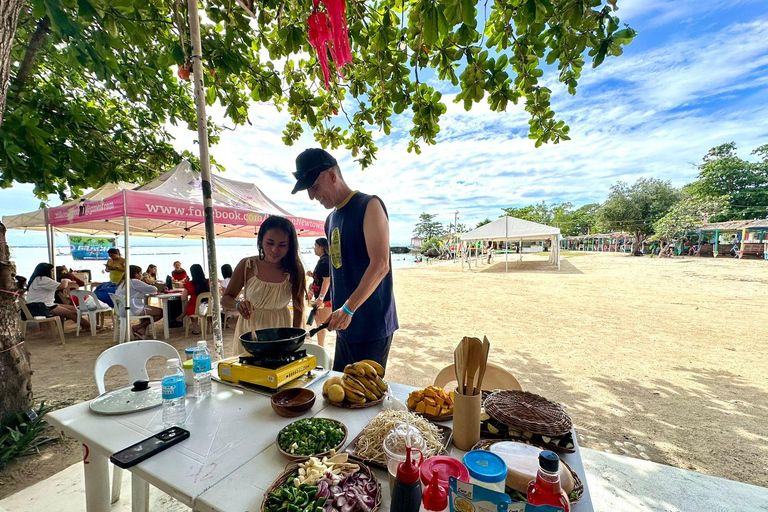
[0,402,58,470]
[3,0,635,201]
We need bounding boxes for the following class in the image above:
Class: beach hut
[687,220,768,258]
[460,216,561,271]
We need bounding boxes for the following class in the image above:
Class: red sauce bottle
[526,451,570,511]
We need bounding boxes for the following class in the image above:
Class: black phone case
[109,426,190,469]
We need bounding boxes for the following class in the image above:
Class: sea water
[11,243,421,281]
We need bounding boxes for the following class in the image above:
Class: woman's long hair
[257,216,306,306]
[315,237,329,256]
[146,264,157,278]
[221,264,233,279]
[189,264,209,295]
[28,263,54,289]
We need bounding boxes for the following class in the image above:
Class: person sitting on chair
[26,263,90,330]
[178,264,209,335]
[117,265,163,340]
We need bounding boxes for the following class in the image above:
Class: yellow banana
[355,362,378,379]
[343,364,366,378]
[344,386,366,403]
[359,377,383,398]
[361,360,385,377]
[342,375,366,394]
[373,375,388,392]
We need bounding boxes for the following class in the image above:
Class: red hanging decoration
[321,0,352,68]
[307,12,334,89]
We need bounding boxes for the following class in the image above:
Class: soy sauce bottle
[391,445,423,512]
[526,451,570,511]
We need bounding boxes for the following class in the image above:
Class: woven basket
[276,419,348,460]
[484,390,572,436]
[471,439,583,504]
[261,459,382,512]
[322,392,385,409]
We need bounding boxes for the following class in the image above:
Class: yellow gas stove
[217,351,317,390]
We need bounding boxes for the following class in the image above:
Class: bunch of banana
[323,360,388,405]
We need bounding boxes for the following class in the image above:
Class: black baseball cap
[292,148,338,194]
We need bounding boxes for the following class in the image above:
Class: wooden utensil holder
[452,390,481,450]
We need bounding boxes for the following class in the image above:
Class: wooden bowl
[271,388,316,417]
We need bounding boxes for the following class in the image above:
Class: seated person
[220,263,233,294]
[116,265,163,339]
[26,262,90,330]
[105,248,126,283]
[178,264,209,335]
[15,276,27,298]
[142,264,159,284]
[171,261,190,285]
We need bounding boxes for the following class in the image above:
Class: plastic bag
[83,294,99,311]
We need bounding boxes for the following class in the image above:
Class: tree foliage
[501,201,552,223]
[652,194,728,247]
[686,143,768,221]
[447,222,467,233]
[413,212,446,239]
[598,177,681,253]
[2,0,635,200]
[475,218,491,228]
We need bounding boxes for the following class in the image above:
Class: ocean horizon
[10,243,420,281]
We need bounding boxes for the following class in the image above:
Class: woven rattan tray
[484,390,572,436]
[261,459,382,512]
[472,439,583,504]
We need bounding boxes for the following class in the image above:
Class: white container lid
[89,382,162,415]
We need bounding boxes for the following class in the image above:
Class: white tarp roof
[2,181,136,230]
[2,162,324,238]
[461,216,560,241]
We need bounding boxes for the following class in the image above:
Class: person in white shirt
[26,262,90,330]
[116,265,163,339]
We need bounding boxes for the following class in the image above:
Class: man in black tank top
[292,148,398,371]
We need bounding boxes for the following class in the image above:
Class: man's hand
[327,308,353,331]
[314,298,324,308]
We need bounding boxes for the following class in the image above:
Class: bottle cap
[539,451,559,473]
[463,450,507,484]
[197,340,207,348]
[167,358,180,367]
[396,445,423,484]
[420,456,469,488]
[422,469,448,511]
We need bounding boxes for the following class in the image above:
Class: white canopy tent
[461,216,561,271]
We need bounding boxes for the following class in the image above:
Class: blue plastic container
[462,450,507,492]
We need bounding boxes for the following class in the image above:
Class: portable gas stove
[217,349,318,391]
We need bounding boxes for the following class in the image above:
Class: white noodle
[354,410,445,465]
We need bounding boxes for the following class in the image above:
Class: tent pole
[189,0,223,358]
[44,207,52,264]
[123,192,131,343]
[50,227,56,270]
[505,217,508,273]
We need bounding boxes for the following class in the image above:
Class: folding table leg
[82,443,110,512]
[131,473,150,512]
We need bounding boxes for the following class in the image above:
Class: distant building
[410,237,424,249]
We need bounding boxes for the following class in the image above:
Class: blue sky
[2,0,767,246]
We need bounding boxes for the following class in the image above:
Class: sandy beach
[1,252,766,497]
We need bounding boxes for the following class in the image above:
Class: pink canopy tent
[41,161,324,238]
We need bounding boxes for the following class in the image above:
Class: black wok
[240,323,329,355]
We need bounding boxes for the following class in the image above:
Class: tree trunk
[0,221,33,423]
[633,233,645,256]
[0,0,25,127]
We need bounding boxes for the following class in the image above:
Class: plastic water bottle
[192,340,212,400]
[162,358,186,428]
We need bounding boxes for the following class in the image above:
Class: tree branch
[13,17,49,91]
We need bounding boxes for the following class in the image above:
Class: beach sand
[1,252,766,497]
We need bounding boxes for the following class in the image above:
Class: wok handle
[308,322,330,338]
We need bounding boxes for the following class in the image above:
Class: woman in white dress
[221,216,306,354]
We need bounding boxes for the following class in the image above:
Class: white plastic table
[195,381,594,512]
[46,380,332,511]
[47,376,593,512]
[151,292,183,339]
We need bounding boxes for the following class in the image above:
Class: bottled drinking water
[162,358,186,428]
[193,340,212,400]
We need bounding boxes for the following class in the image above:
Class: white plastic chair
[110,293,157,343]
[18,299,65,345]
[185,291,211,337]
[434,362,522,392]
[94,341,181,509]
[303,342,332,370]
[70,290,112,336]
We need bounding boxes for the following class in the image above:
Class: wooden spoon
[464,337,484,396]
[474,336,491,395]
[454,342,466,394]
